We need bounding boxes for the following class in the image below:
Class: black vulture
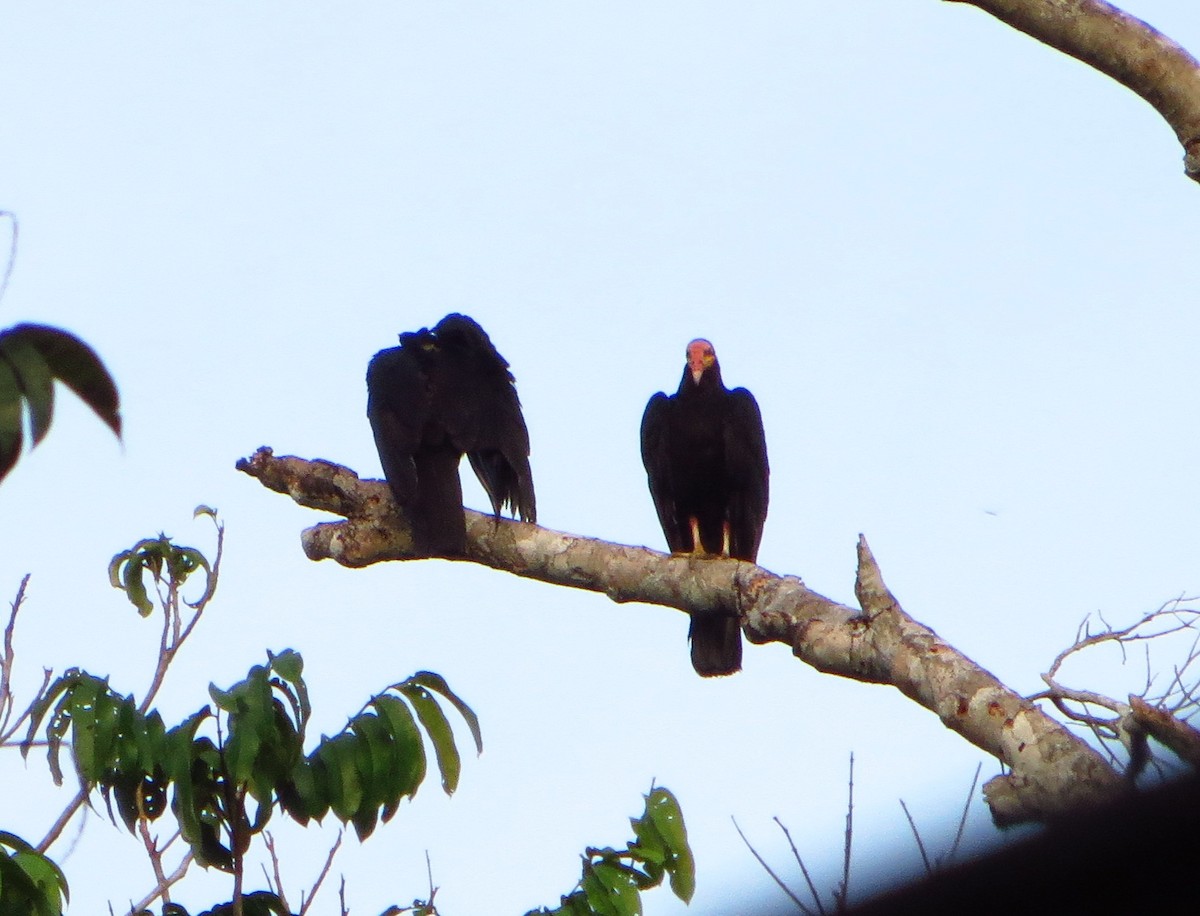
[641,339,769,676]
[367,313,536,556]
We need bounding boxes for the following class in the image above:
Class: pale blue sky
[1,3,1197,913]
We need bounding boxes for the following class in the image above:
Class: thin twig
[299,831,343,916]
[37,788,88,853]
[0,666,54,747]
[732,817,815,916]
[773,816,826,916]
[1034,597,1200,774]
[835,753,854,913]
[0,211,18,305]
[944,763,982,867]
[423,850,438,913]
[137,818,170,906]
[898,800,931,875]
[0,574,30,736]
[264,832,291,915]
[124,850,194,916]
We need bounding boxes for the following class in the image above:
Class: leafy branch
[526,787,695,916]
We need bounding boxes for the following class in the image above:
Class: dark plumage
[641,339,769,677]
[367,313,536,557]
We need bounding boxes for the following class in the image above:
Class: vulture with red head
[641,339,769,676]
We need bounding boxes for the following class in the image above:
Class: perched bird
[640,339,769,676]
[367,314,536,556]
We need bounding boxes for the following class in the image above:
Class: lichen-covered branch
[237,447,1124,825]
[948,0,1200,181]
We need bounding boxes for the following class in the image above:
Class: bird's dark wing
[366,346,428,508]
[467,447,535,522]
[641,392,686,553]
[430,314,537,523]
[723,387,769,562]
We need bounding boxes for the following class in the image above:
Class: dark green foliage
[131,891,291,916]
[527,787,695,916]
[0,322,121,484]
[21,670,169,833]
[20,648,482,882]
[5,506,694,914]
[0,831,69,916]
[109,531,215,617]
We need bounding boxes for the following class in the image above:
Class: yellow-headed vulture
[640,339,769,676]
[367,314,536,557]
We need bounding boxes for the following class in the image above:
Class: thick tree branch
[237,447,1124,825]
[948,0,1200,181]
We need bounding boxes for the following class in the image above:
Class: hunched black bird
[367,313,536,557]
[640,338,769,676]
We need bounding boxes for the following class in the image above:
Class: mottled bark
[237,447,1124,825]
[948,0,1200,181]
[1128,695,1200,769]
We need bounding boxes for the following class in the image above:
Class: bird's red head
[686,339,716,384]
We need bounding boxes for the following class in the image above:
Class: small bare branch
[899,800,932,876]
[299,831,343,916]
[264,832,291,915]
[1034,598,1200,774]
[733,817,816,916]
[0,666,53,748]
[773,817,826,916]
[37,788,87,853]
[0,574,30,735]
[137,819,170,906]
[835,754,855,912]
[944,763,983,867]
[123,849,194,916]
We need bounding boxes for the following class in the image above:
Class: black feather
[367,314,536,556]
[641,340,769,676]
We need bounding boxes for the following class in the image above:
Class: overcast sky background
[1,3,1198,914]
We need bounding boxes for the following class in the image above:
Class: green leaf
[348,713,396,840]
[314,733,363,821]
[171,547,214,607]
[173,729,234,873]
[372,694,426,816]
[0,839,69,916]
[409,670,483,755]
[645,789,694,903]
[0,323,120,486]
[0,333,54,445]
[592,861,642,915]
[24,671,80,783]
[65,676,101,784]
[8,323,121,436]
[87,689,122,784]
[269,649,303,685]
[581,863,622,916]
[269,648,310,731]
[398,682,460,795]
[117,547,155,616]
[0,355,23,482]
[629,808,666,868]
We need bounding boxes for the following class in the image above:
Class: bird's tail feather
[688,613,742,677]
